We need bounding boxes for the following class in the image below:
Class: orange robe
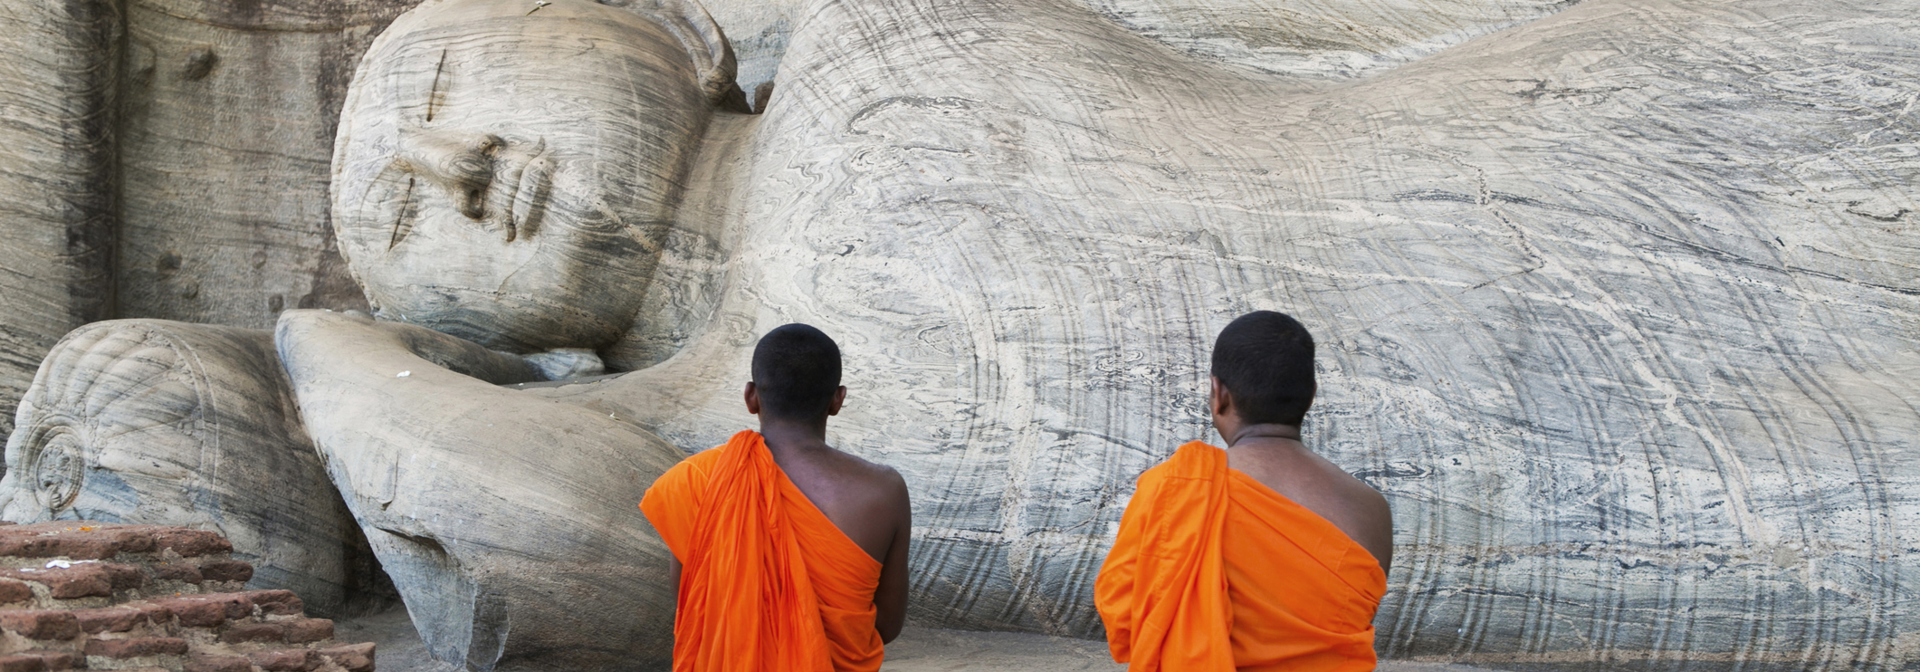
[1095,441,1386,672]
[640,430,885,672]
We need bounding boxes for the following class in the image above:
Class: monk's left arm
[873,471,912,643]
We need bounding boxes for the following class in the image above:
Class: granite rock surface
[531,0,1919,665]
[2,0,1915,668]
[0,320,383,618]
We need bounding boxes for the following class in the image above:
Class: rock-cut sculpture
[8,0,1919,669]
[0,321,381,618]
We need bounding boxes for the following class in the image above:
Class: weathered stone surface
[110,0,415,331]
[5,0,1917,668]
[1054,0,1576,79]
[695,0,1581,98]
[300,1,749,665]
[277,311,684,671]
[302,0,1918,668]
[0,0,419,450]
[330,0,742,361]
[0,0,119,446]
[0,321,378,616]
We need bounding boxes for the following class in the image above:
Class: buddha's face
[332,0,714,353]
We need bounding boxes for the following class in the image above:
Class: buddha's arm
[274,308,684,666]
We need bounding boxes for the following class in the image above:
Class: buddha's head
[331,0,737,353]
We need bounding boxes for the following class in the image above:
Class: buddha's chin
[370,288,635,354]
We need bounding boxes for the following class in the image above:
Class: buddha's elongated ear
[598,0,743,108]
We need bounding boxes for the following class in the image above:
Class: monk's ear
[744,381,761,415]
[1210,376,1232,419]
[826,386,847,416]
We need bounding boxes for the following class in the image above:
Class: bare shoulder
[796,446,910,562]
[1321,462,1394,571]
[825,448,910,503]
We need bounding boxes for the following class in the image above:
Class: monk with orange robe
[641,324,911,671]
[1096,311,1394,672]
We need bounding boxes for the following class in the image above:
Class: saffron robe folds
[1095,441,1386,672]
[641,430,885,672]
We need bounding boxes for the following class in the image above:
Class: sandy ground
[337,605,1494,672]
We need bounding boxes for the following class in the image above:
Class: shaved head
[1212,311,1316,426]
[752,324,843,420]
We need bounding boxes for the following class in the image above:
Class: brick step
[0,642,372,672]
[0,524,231,562]
[1,590,303,638]
[0,650,74,672]
[0,524,374,672]
[0,561,252,605]
[0,523,257,610]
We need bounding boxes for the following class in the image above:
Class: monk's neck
[758,419,831,455]
[1224,423,1304,451]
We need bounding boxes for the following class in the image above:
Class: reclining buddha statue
[6,0,1915,669]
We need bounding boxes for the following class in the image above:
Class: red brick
[0,580,32,603]
[284,617,334,644]
[150,597,225,628]
[198,560,253,583]
[0,533,116,560]
[102,563,147,590]
[247,649,314,672]
[149,529,230,558]
[12,651,71,671]
[219,621,285,644]
[73,606,148,633]
[103,526,157,553]
[152,593,251,627]
[245,590,303,616]
[213,593,253,618]
[0,522,163,559]
[166,598,225,627]
[184,654,253,672]
[0,566,112,599]
[0,610,79,640]
[153,562,202,583]
[318,642,374,672]
[0,655,46,672]
[133,601,173,623]
[83,637,188,658]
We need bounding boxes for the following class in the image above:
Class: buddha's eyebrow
[425,48,448,122]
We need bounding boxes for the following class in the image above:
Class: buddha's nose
[399,130,504,220]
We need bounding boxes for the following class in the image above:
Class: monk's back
[1096,311,1394,672]
[1225,441,1393,572]
[1220,452,1389,671]
[639,324,912,671]
[766,440,907,564]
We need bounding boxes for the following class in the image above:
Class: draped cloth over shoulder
[1095,441,1386,672]
[640,430,886,672]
